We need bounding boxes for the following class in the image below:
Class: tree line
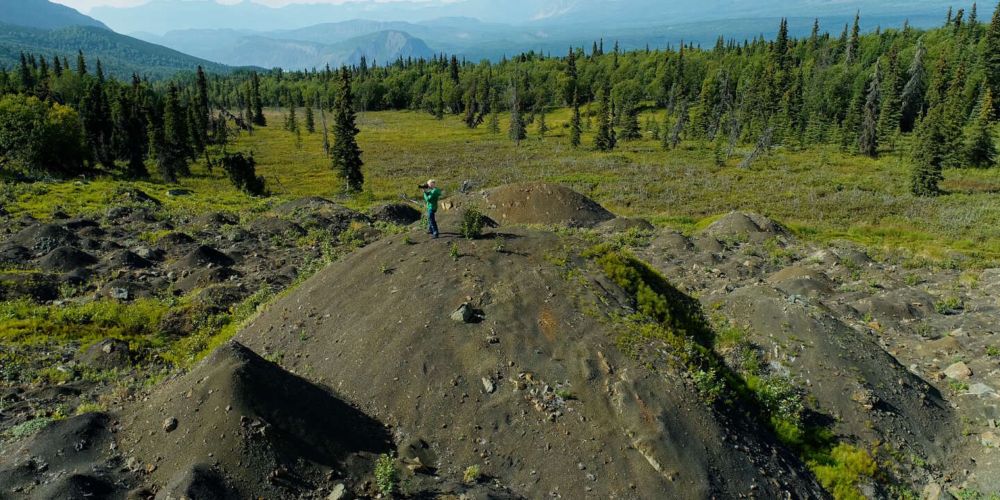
[4,3,1000,196]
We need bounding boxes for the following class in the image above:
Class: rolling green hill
[0,23,231,79]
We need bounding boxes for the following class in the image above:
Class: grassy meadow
[5,107,1000,267]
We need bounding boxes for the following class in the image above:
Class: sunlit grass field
[6,107,1000,267]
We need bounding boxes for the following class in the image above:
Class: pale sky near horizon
[51,0,444,13]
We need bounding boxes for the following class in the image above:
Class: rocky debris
[0,413,127,498]
[272,197,371,233]
[77,338,132,370]
[0,244,32,264]
[370,203,422,226]
[944,362,973,380]
[9,223,79,254]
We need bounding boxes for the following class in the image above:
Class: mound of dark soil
[120,341,392,498]
[173,245,235,269]
[37,246,97,272]
[703,211,789,243]
[0,413,130,498]
[248,216,307,238]
[596,216,655,233]
[0,244,32,264]
[10,223,79,254]
[370,202,422,225]
[235,228,824,498]
[77,339,132,370]
[101,249,153,270]
[156,232,197,256]
[272,197,370,232]
[449,182,615,228]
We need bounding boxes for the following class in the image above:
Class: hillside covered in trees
[3,5,1000,196]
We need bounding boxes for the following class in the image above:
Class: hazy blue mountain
[138,29,434,70]
[91,0,977,36]
[0,0,109,30]
[0,23,230,78]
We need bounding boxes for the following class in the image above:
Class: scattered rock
[982,431,1000,448]
[451,303,474,323]
[78,339,132,370]
[944,362,972,381]
[328,483,348,500]
[163,417,178,433]
[482,377,495,394]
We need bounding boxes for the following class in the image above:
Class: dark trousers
[427,209,439,237]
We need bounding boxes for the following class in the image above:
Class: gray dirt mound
[370,202,422,226]
[120,341,392,499]
[101,249,153,270]
[449,182,615,228]
[0,412,131,499]
[173,245,235,269]
[9,223,79,254]
[37,246,97,272]
[236,228,825,499]
[703,211,789,242]
[596,216,655,233]
[272,197,370,232]
[156,232,197,256]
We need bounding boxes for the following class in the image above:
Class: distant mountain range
[0,0,228,78]
[137,28,434,69]
[91,0,978,35]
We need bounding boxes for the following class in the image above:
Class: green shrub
[460,208,486,239]
[220,152,267,196]
[463,464,482,484]
[810,444,878,500]
[374,453,397,497]
[0,94,87,176]
[5,417,53,440]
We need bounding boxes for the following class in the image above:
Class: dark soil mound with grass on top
[449,182,615,228]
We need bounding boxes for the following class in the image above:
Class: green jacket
[423,187,442,212]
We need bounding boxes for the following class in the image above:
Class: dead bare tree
[739,127,774,169]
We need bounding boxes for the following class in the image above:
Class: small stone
[482,377,495,394]
[328,483,348,500]
[982,431,1000,448]
[944,362,972,380]
[162,417,178,432]
[966,383,996,397]
[451,303,475,323]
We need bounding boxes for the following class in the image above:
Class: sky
[51,0,442,13]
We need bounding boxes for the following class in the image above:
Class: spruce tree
[564,47,578,105]
[81,72,114,167]
[508,79,526,144]
[877,50,903,147]
[912,108,946,196]
[570,90,582,148]
[965,88,997,167]
[195,66,210,148]
[845,11,860,64]
[250,72,266,126]
[537,107,549,137]
[901,39,927,132]
[76,50,87,77]
[859,61,881,157]
[619,100,641,141]
[285,103,298,133]
[305,106,315,133]
[984,1,1000,114]
[434,78,445,120]
[331,69,364,193]
[594,83,616,151]
[156,84,189,182]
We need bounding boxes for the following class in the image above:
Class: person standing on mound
[421,179,442,239]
